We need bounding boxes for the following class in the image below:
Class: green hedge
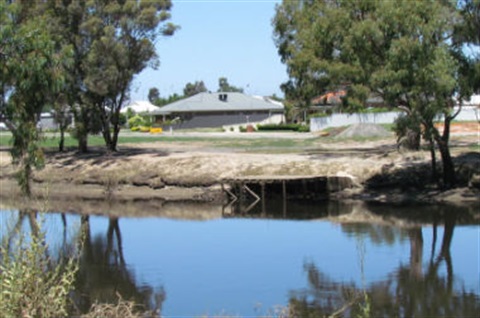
[257,123,309,132]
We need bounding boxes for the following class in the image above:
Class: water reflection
[74,216,165,315]
[289,210,480,317]
[1,200,478,316]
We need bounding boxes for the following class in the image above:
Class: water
[1,200,479,317]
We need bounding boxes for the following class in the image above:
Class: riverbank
[0,130,479,215]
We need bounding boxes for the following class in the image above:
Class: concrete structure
[152,92,285,130]
[310,94,480,132]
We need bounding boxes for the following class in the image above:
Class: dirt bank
[0,132,479,210]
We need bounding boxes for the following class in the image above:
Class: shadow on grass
[365,151,480,191]
[44,146,169,167]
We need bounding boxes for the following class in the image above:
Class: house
[151,92,285,129]
[311,90,346,106]
[121,101,161,114]
[311,90,385,108]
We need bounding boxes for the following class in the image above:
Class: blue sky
[130,0,287,101]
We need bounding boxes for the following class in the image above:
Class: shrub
[297,125,310,132]
[130,126,140,132]
[359,107,395,114]
[118,113,127,127]
[82,293,155,318]
[257,123,309,132]
[0,214,81,317]
[128,115,144,128]
[393,113,421,151]
[309,112,330,119]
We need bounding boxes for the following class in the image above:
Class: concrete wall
[310,106,479,132]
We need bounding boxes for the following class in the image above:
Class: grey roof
[151,92,284,115]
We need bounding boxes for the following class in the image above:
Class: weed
[82,292,157,318]
[0,214,81,317]
[102,170,121,199]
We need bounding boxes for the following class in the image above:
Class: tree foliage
[217,77,244,93]
[148,87,160,104]
[148,88,183,106]
[46,0,177,152]
[1,1,71,195]
[183,80,208,97]
[273,0,480,188]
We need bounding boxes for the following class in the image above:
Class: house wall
[164,111,284,130]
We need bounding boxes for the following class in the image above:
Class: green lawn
[0,132,318,152]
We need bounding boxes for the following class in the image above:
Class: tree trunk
[433,116,456,189]
[59,127,65,152]
[102,126,114,152]
[436,137,456,188]
[428,137,439,184]
[103,99,123,152]
[111,124,120,152]
[74,116,89,153]
[78,131,88,153]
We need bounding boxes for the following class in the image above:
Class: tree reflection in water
[289,212,480,318]
[73,216,165,316]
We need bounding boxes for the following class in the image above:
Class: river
[1,199,479,317]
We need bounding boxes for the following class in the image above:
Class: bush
[0,214,81,317]
[393,114,421,150]
[309,112,330,119]
[257,123,309,132]
[130,126,140,132]
[118,113,127,127]
[297,125,310,132]
[128,115,145,128]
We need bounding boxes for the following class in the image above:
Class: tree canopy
[183,80,208,97]
[45,0,178,152]
[1,1,71,195]
[273,0,480,187]
[217,77,244,93]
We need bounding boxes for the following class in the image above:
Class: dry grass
[82,293,156,318]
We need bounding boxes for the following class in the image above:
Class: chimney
[218,93,228,102]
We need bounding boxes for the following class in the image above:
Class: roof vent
[218,93,228,102]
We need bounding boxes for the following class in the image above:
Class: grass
[0,131,320,153]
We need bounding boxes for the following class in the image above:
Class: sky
[130,0,287,101]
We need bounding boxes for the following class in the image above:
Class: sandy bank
[0,133,478,212]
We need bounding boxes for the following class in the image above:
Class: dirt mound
[335,123,391,139]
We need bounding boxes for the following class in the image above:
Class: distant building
[121,101,161,114]
[311,90,346,107]
[151,92,285,129]
[311,90,385,109]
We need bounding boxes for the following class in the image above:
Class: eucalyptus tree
[273,0,478,188]
[183,80,208,97]
[217,77,244,93]
[455,0,480,93]
[0,1,71,195]
[47,0,177,152]
[148,87,160,104]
